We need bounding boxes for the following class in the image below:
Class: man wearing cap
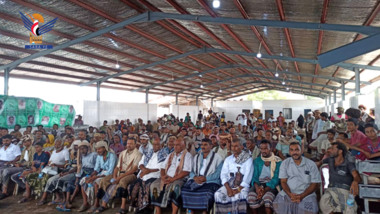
[77,141,117,212]
[139,134,153,157]
[57,140,97,212]
[127,135,168,214]
[150,137,192,214]
[0,134,32,199]
[95,138,142,213]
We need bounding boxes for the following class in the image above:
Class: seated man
[214,138,253,214]
[13,141,49,203]
[213,134,232,160]
[127,137,168,214]
[245,138,260,160]
[77,141,117,212]
[96,138,142,213]
[182,138,223,214]
[163,136,175,154]
[248,140,282,214]
[319,129,336,159]
[138,134,153,157]
[0,134,33,199]
[36,138,70,205]
[150,137,192,214]
[273,142,321,214]
[57,141,97,211]
[276,128,299,160]
[318,142,360,214]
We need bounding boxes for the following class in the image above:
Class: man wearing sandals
[77,141,117,212]
[94,138,142,213]
[150,137,192,214]
[0,134,31,200]
[36,138,70,206]
[56,140,97,212]
[127,136,168,214]
[13,141,49,203]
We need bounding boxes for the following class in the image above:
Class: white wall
[262,100,325,121]
[83,101,157,127]
[170,105,200,122]
[215,101,262,122]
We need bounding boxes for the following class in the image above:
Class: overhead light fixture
[256,41,262,58]
[275,63,279,77]
[200,84,204,88]
[199,74,203,77]
[232,93,236,96]
[282,81,286,85]
[212,0,220,8]
[219,89,222,93]
[286,87,289,90]
[115,59,120,69]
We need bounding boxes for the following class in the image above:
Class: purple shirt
[110,143,125,156]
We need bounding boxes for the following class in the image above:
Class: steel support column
[145,89,149,104]
[341,81,346,101]
[333,90,337,103]
[211,98,214,107]
[196,96,199,106]
[355,67,360,95]
[175,93,179,105]
[329,94,331,105]
[96,81,101,101]
[4,68,9,96]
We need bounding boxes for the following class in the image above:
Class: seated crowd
[0,105,378,214]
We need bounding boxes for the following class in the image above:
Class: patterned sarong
[150,178,185,207]
[181,181,220,211]
[214,186,249,214]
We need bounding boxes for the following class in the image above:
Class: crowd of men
[0,104,378,214]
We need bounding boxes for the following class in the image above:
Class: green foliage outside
[247,90,287,101]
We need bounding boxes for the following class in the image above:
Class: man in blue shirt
[77,141,116,212]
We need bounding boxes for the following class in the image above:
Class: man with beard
[248,140,282,214]
[213,134,232,160]
[273,142,321,214]
[77,141,117,212]
[150,138,192,214]
[96,138,142,213]
[276,128,299,160]
[181,138,223,214]
[127,137,168,214]
[317,142,360,214]
[214,138,253,214]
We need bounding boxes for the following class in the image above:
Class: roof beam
[0,12,149,71]
[80,48,205,86]
[151,12,380,35]
[169,73,354,96]
[133,64,369,92]
[190,80,336,99]
[318,32,380,68]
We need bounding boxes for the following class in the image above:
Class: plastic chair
[357,160,380,214]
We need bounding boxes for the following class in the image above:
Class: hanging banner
[0,95,75,128]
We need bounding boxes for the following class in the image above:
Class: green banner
[0,95,75,128]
